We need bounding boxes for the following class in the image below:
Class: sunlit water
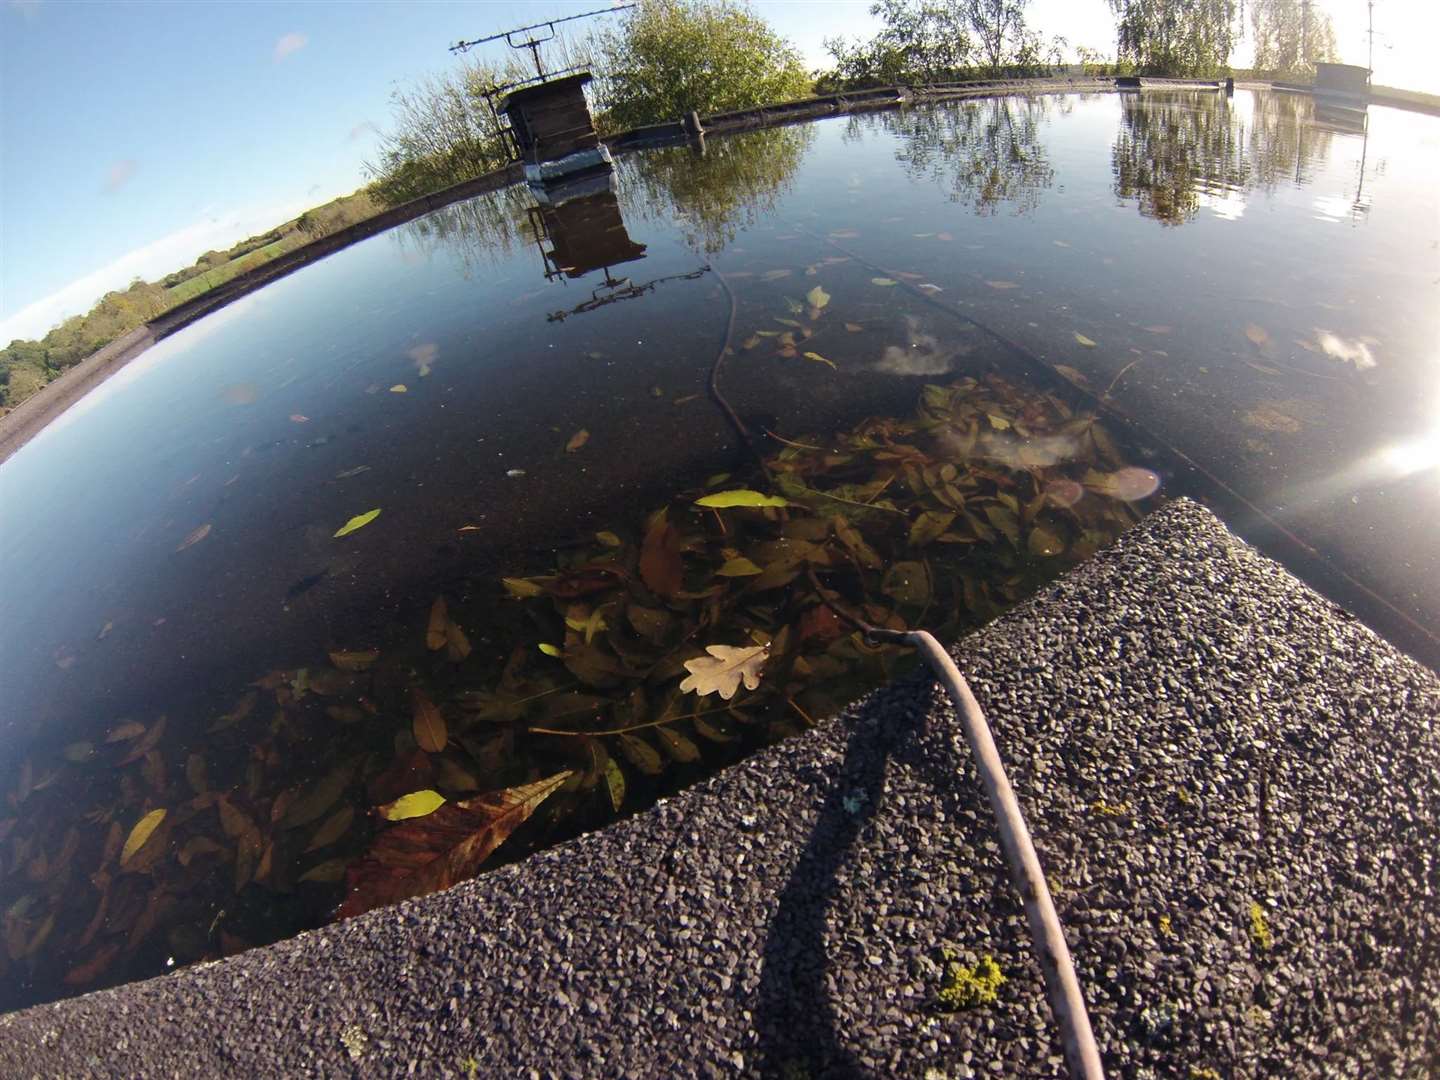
[1,89,1436,1010]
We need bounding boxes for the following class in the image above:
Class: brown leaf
[444,620,472,662]
[412,688,448,752]
[426,597,448,651]
[337,771,571,919]
[105,721,147,743]
[639,511,682,598]
[329,649,380,671]
[305,805,354,852]
[565,428,590,453]
[616,734,664,775]
[367,749,433,806]
[176,523,212,552]
[654,726,701,764]
[64,942,122,987]
[114,715,166,766]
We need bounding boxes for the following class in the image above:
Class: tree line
[3,0,1340,411]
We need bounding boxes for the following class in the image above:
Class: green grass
[164,236,299,304]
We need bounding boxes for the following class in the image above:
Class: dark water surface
[1,89,1436,1009]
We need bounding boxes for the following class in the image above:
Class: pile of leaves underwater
[0,372,1157,1006]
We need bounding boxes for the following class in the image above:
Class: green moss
[1249,901,1273,951]
[936,952,1006,1010]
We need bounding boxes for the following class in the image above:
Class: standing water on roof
[0,88,1436,1010]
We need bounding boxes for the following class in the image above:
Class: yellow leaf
[501,577,545,599]
[412,688,448,752]
[538,642,561,657]
[595,531,622,548]
[120,808,166,867]
[176,523,212,552]
[603,758,625,811]
[695,489,789,509]
[803,351,837,370]
[329,649,380,671]
[378,789,447,821]
[1053,365,1088,385]
[333,509,381,538]
[389,384,408,393]
[805,285,830,310]
[870,277,897,286]
[1073,332,1098,348]
[565,428,589,453]
[741,334,762,350]
[716,556,763,577]
[426,596,448,649]
[679,644,769,699]
[987,414,1011,430]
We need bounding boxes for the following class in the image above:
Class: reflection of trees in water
[1111,91,1338,225]
[390,184,534,274]
[852,97,1059,216]
[616,125,816,254]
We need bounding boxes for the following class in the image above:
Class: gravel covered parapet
[2,498,1437,1078]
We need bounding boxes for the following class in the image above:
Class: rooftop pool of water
[1,88,1436,1010]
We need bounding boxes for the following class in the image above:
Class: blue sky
[2,0,1431,344]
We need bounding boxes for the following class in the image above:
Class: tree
[364,57,534,206]
[591,0,811,130]
[825,1,972,87]
[1107,0,1240,76]
[963,0,1032,74]
[1250,0,1337,76]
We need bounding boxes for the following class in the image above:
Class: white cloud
[273,32,308,62]
[104,159,137,193]
[0,199,311,343]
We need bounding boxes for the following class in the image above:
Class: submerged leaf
[538,642,562,657]
[329,649,380,672]
[120,808,166,867]
[695,490,788,509]
[1073,332,1098,348]
[339,772,570,918]
[378,789,447,821]
[412,688,448,752]
[655,726,701,764]
[501,577,545,599]
[565,429,590,453]
[176,524,212,552]
[805,285,831,310]
[639,511,683,597]
[803,351,837,370]
[333,509,381,538]
[717,556,764,577]
[617,734,664,775]
[603,758,626,811]
[680,644,769,699]
[426,597,448,650]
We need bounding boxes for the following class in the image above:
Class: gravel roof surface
[2,497,1436,1079]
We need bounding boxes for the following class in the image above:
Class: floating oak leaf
[337,772,570,918]
[680,644,769,699]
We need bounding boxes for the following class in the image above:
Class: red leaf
[797,604,845,645]
[639,512,682,598]
[337,771,570,920]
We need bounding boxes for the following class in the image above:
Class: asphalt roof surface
[2,497,1436,1079]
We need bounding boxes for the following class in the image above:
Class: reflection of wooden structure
[526,178,646,280]
[501,74,612,185]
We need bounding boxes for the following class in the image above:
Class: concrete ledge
[3,498,1435,1077]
